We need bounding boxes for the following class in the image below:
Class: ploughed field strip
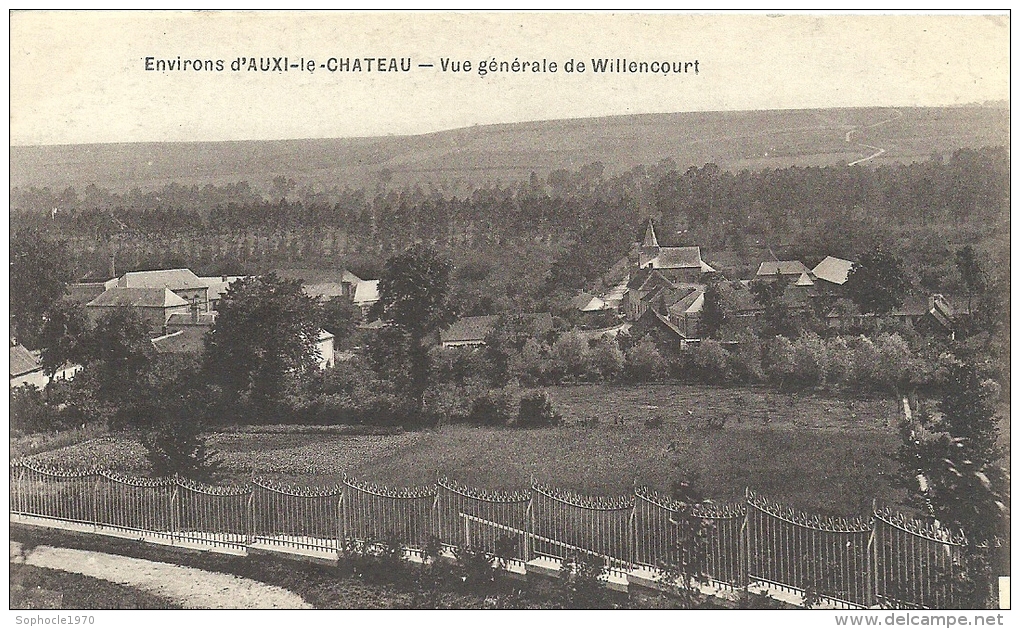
[10,541,310,609]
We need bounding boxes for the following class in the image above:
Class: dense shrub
[789,332,827,388]
[687,339,730,384]
[624,336,663,381]
[557,552,613,609]
[466,387,519,426]
[10,384,49,433]
[551,330,590,382]
[588,336,625,381]
[517,390,562,428]
[507,337,549,386]
[762,335,796,389]
[727,331,764,384]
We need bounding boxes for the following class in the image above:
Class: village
[10,218,964,392]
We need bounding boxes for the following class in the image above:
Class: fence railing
[10,460,973,609]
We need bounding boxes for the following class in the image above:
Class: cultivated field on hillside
[11,106,1008,192]
[27,385,907,516]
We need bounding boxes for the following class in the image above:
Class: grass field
[28,384,906,516]
[10,106,1008,192]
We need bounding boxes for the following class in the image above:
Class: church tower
[639,218,660,268]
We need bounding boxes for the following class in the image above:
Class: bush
[466,387,519,426]
[687,339,730,384]
[516,390,562,428]
[140,412,221,482]
[789,332,827,389]
[10,384,49,433]
[728,332,765,383]
[557,551,613,609]
[509,338,550,386]
[551,330,590,382]
[762,335,796,389]
[588,336,624,381]
[624,336,663,381]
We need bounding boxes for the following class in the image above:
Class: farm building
[85,287,191,335]
[9,344,80,389]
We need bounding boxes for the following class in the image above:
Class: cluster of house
[9,222,963,389]
[563,219,960,347]
[10,267,387,390]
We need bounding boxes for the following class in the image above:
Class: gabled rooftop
[756,260,812,277]
[87,287,190,309]
[812,256,855,286]
[10,344,41,378]
[118,268,206,291]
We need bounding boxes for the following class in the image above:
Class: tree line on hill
[10,146,1008,299]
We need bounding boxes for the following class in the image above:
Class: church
[637,218,715,284]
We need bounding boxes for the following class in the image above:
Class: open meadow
[26,384,909,517]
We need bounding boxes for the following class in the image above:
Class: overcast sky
[9,11,1010,146]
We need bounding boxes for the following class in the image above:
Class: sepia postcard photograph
[7,9,1011,623]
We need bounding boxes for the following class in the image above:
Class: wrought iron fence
[9,459,978,609]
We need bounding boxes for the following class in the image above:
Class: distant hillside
[10,105,1009,193]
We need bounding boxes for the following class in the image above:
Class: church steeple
[642,218,659,249]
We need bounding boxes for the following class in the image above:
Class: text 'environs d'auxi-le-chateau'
[143,56,701,77]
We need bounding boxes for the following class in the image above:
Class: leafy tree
[624,336,663,381]
[370,245,455,420]
[320,296,362,346]
[551,330,590,381]
[897,358,1006,607]
[485,313,547,384]
[750,276,791,337]
[204,273,322,417]
[141,397,221,482]
[844,249,910,315]
[77,308,155,419]
[699,279,731,339]
[37,299,90,380]
[10,229,72,348]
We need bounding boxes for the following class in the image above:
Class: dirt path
[845,109,903,166]
[10,542,310,609]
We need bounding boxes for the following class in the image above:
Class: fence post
[526,486,536,562]
[93,474,102,531]
[628,503,637,570]
[432,490,442,544]
[868,499,878,608]
[336,493,344,554]
[340,480,348,542]
[463,513,471,549]
[246,487,256,546]
[741,487,751,590]
[170,479,180,545]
